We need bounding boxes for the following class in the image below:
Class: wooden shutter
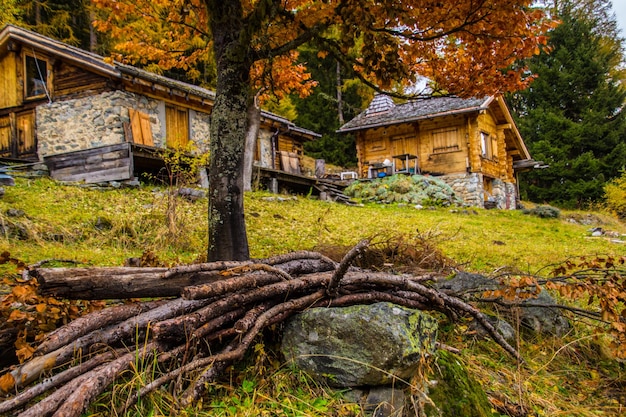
[128,109,154,146]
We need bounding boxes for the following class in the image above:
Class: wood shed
[0,24,320,183]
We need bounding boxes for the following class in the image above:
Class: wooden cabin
[0,24,319,183]
[338,94,536,209]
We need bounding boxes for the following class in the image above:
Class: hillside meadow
[1,177,625,416]
[0,177,624,273]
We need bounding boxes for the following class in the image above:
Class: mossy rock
[424,351,497,417]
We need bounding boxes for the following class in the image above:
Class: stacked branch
[0,242,522,417]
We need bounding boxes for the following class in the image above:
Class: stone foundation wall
[190,110,211,154]
[37,90,213,158]
[440,173,483,208]
[438,173,518,209]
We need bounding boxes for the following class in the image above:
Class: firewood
[35,300,166,355]
[32,256,336,299]
[0,245,525,416]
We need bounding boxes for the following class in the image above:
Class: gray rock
[5,208,25,218]
[281,302,438,387]
[519,291,570,336]
[469,314,516,342]
[364,386,404,417]
[436,272,570,337]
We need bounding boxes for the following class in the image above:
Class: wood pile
[0,241,521,417]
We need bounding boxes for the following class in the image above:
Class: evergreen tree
[0,0,23,26]
[509,0,626,208]
[291,46,369,168]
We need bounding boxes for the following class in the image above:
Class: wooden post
[315,159,325,178]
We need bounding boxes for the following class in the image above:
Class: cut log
[36,300,166,355]
[33,257,337,299]
[3,298,211,392]
[32,266,220,299]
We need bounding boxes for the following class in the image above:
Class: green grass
[4,177,623,273]
[1,177,625,416]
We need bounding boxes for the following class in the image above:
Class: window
[24,54,48,99]
[480,131,491,158]
[165,105,189,149]
[480,131,498,160]
[431,127,459,153]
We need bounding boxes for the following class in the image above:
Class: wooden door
[128,109,154,146]
[0,116,11,157]
[165,105,189,149]
[16,111,36,156]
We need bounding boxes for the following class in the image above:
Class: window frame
[23,53,49,100]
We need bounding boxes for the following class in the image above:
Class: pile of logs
[0,241,521,417]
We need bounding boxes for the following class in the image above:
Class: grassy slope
[1,177,625,416]
[2,177,623,272]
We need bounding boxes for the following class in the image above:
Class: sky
[612,0,626,38]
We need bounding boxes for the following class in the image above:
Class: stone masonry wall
[439,173,518,209]
[36,90,163,158]
[37,90,214,159]
[441,173,484,208]
[190,110,211,154]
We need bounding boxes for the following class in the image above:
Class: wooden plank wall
[0,52,19,108]
[54,61,111,99]
[44,143,133,183]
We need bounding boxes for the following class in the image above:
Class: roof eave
[0,24,120,79]
[337,104,486,133]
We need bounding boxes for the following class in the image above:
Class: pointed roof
[0,24,321,140]
[338,95,489,133]
[365,94,395,115]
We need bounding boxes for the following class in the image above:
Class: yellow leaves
[7,309,29,322]
[15,334,35,363]
[0,373,15,393]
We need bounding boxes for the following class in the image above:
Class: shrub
[603,170,626,219]
[344,174,463,207]
[522,205,561,219]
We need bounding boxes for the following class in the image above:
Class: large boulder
[280,302,438,387]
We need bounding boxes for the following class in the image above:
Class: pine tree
[291,46,368,168]
[510,0,626,208]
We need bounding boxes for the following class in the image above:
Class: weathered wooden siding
[418,115,468,175]
[356,115,471,177]
[274,134,304,172]
[0,52,19,108]
[54,61,110,99]
[44,142,133,183]
[0,116,11,156]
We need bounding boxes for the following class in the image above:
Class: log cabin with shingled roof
[338,94,539,209]
[0,24,320,184]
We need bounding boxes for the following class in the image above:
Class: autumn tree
[94,0,554,261]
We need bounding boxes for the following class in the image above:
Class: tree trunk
[206,0,252,261]
[243,96,261,192]
[336,60,344,125]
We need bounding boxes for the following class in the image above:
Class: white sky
[612,0,626,38]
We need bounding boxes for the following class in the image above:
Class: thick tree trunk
[206,0,253,261]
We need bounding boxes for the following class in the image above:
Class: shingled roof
[0,24,320,140]
[338,95,491,133]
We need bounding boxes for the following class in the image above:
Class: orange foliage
[486,256,626,358]
[0,252,105,363]
[92,0,557,99]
